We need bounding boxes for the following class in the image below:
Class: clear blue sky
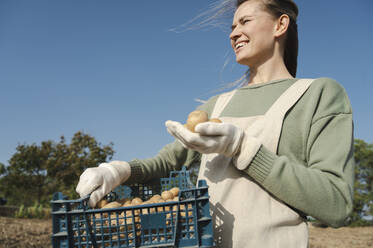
[0,0,372,165]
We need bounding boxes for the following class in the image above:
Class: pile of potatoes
[96,186,180,210]
[87,187,184,244]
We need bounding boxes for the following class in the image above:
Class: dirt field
[309,225,373,248]
[0,217,51,248]
[0,216,372,247]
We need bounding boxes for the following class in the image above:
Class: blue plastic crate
[51,168,214,248]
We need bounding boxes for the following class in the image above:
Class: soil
[0,217,52,248]
[309,224,373,248]
[0,216,372,247]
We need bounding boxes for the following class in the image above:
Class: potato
[118,198,131,205]
[96,199,108,208]
[185,110,209,132]
[149,207,156,214]
[131,197,143,205]
[122,201,133,208]
[170,187,180,198]
[123,204,134,215]
[101,201,122,218]
[101,201,121,209]
[157,199,166,212]
[161,190,174,201]
[150,194,162,202]
[121,199,132,207]
[209,118,222,123]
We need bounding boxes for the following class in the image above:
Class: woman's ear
[274,14,290,38]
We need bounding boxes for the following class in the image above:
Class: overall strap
[261,78,315,153]
[210,90,237,119]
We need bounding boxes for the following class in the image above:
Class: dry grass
[0,216,372,247]
[0,217,52,248]
[309,224,373,248]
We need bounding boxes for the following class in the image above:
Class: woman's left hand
[165,120,244,157]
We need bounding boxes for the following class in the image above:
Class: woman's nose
[229,27,241,41]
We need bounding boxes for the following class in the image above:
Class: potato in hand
[185,110,222,132]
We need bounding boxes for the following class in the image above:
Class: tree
[0,162,6,201]
[349,139,373,226]
[0,131,114,206]
[0,141,53,206]
[47,131,115,199]
[0,163,5,175]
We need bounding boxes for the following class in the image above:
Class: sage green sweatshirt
[127,77,354,228]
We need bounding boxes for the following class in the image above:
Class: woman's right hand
[76,161,131,207]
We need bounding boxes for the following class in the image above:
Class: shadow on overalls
[203,154,235,184]
[211,202,234,248]
[200,154,238,247]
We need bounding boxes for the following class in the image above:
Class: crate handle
[84,210,98,248]
[80,194,99,248]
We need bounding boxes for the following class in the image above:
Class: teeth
[236,42,247,49]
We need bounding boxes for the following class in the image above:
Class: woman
[76,0,354,247]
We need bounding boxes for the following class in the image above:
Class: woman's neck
[247,55,293,85]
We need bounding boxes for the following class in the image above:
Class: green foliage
[0,163,5,200]
[349,139,373,226]
[0,163,5,175]
[14,205,25,218]
[0,131,114,207]
[14,202,51,219]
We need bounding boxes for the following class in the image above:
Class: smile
[235,41,249,51]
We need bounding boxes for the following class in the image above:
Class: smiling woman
[231,0,299,81]
[75,1,355,247]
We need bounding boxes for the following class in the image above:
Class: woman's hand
[76,161,131,207]
[165,120,244,157]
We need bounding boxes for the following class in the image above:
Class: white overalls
[197,79,315,248]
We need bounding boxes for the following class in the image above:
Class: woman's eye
[240,20,249,25]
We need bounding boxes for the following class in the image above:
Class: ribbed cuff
[126,159,144,184]
[243,145,276,184]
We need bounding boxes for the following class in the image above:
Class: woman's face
[230,0,278,67]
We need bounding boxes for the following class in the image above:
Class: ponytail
[284,19,298,77]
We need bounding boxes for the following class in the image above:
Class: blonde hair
[169,0,236,33]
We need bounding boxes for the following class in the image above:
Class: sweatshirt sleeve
[126,96,219,184]
[241,79,355,227]
[126,140,201,184]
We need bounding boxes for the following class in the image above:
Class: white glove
[165,120,244,157]
[76,161,131,208]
